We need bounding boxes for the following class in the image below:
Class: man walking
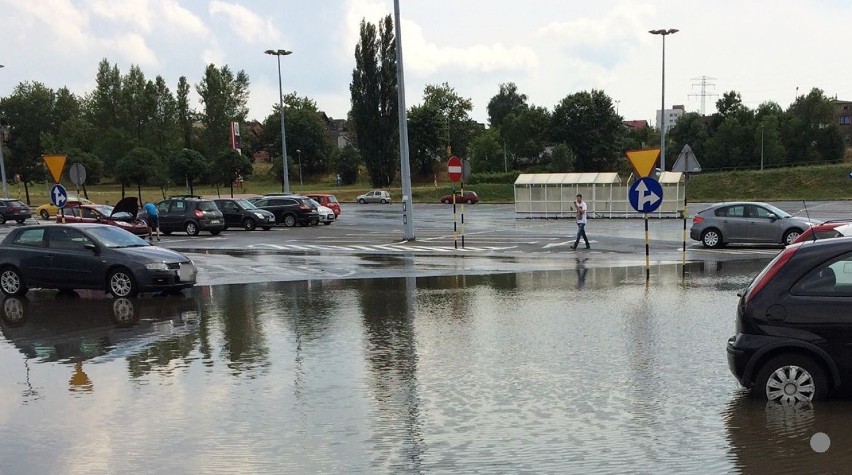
[144,201,160,242]
[571,193,590,250]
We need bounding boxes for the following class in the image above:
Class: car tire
[283,214,297,227]
[39,209,50,220]
[243,218,257,231]
[783,228,803,245]
[15,218,25,224]
[210,229,222,236]
[358,198,366,204]
[261,226,272,231]
[185,221,200,236]
[0,266,27,297]
[442,199,450,204]
[380,199,387,204]
[0,215,6,225]
[108,268,138,298]
[701,228,723,248]
[466,199,474,204]
[753,353,828,403]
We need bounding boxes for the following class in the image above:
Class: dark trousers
[573,223,589,247]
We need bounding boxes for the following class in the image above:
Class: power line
[689,76,718,116]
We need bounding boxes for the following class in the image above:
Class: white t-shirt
[576,201,587,224]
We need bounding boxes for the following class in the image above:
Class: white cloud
[13,0,94,53]
[108,33,159,67]
[209,1,281,44]
[89,0,208,36]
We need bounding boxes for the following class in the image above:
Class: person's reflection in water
[576,257,588,289]
[69,361,93,393]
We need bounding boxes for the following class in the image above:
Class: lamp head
[265,49,293,56]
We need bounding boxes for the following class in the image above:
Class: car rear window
[327,196,338,203]
[197,201,218,211]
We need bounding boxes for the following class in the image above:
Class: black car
[0,199,32,224]
[156,196,224,236]
[213,198,275,231]
[728,236,852,402]
[0,224,197,298]
[250,196,318,227]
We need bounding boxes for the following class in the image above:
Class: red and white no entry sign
[447,155,462,182]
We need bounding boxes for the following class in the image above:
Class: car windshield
[237,200,258,210]
[87,226,149,248]
[763,204,791,218]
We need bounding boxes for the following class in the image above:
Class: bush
[466,171,521,185]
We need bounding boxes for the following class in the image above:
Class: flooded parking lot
[1,261,851,473]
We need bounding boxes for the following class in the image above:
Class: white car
[356,190,392,204]
[310,200,335,225]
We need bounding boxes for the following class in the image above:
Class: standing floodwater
[1,261,851,473]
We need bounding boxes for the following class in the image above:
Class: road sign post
[447,156,463,249]
[625,149,662,283]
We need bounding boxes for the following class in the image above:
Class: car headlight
[254,212,265,219]
[146,262,170,271]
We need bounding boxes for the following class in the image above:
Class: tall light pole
[649,28,678,174]
[393,0,416,241]
[265,49,292,193]
[0,64,8,198]
[760,124,765,171]
[296,149,302,186]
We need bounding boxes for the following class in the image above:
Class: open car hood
[111,197,139,220]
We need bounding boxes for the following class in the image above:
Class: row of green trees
[350,16,845,187]
[1,14,845,198]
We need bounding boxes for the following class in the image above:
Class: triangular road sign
[671,144,702,173]
[625,148,660,178]
[42,154,67,183]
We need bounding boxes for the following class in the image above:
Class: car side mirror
[83,242,99,255]
[767,213,777,221]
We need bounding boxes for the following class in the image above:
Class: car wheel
[0,215,6,225]
[0,267,27,297]
[243,218,257,231]
[754,354,827,403]
[210,229,222,236]
[466,199,474,204]
[283,214,297,227]
[442,199,450,204]
[261,226,272,231]
[380,199,387,204]
[185,221,199,236]
[701,228,723,248]
[358,198,366,204]
[783,228,803,245]
[40,209,50,220]
[108,268,138,298]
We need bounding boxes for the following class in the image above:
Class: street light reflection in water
[1,261,850,473]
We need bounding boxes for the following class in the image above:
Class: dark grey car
[0,224,196,297]
[690,202,818,248]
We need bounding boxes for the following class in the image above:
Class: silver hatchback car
[690,202,818,248]
[356,190,392,204]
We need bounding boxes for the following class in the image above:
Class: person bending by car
[144,201,160,242]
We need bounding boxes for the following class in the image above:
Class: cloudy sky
[0,0,849,127]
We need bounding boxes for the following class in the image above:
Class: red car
[306,193,342,217]
[440,191,479,204]
[57,197,149,235]
[792,220,852,244]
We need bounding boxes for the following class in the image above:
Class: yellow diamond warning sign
[625,148,660,178]
[42,154,67,183]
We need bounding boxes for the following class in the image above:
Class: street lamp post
[649,28,678,174]
[393,0,416,241]
[265,49,292,193]
[296,149,302,186]
[0,64,8,198]
[760,125,765,171]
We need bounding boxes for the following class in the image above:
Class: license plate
[210,219,221,224]
[178,263,196,282]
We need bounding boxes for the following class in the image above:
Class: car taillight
[744,245,799,302]
[194,210,204,218]
[692,216,704,224]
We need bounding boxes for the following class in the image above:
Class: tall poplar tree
[349,15,398,187]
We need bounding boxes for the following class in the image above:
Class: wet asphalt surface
[0,201,851,472]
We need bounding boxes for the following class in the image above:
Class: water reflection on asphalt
[1,261,851,473]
